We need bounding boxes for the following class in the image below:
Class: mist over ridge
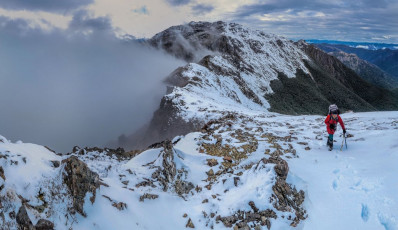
[0,14,185,152]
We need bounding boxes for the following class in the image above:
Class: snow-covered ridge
[151,21,311,122]
[0,113,307,229]
[2,111,397,229]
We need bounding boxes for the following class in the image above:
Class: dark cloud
[165,0,192,6]
[69,10,113,31]
[0,13,185,153]
[235,0,331,17]
[192,4,214,15]
[0,0,93,13]
[232,0,398,43]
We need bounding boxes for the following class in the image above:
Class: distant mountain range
[326,51,398,90]
[306,39,398,50]
[314,43,398,85]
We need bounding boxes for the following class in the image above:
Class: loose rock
[186,218,195,228]
[35,219,55,230]
[206,159,218,167]
[139,193,159,202]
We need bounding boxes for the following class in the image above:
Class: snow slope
[1,111,397,229]
[287,111,398,230]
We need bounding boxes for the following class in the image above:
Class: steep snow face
[152,21,310,122]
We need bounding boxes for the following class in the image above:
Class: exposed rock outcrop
[149,141,195,196]
[62,156,100,217]
[265,157,306,227]
[70,146,140,161]
[151,141,177,192]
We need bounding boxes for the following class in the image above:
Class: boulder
[35,219,54,230]
[16,205,34,230]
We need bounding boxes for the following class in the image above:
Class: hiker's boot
[327,138,333,151]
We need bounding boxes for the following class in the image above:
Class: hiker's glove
[330,124,336,130]
[343,129,346,134]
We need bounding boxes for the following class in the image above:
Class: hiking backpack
[328,104,340,114]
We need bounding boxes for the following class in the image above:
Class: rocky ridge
[126,21,312,149]
[0,108,315,229]
[327,51,398,89]
[124,21,398,150]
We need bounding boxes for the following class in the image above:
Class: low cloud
[0,12,185,152]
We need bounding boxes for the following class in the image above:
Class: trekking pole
[340,132,347,151]
[340,135,344,151]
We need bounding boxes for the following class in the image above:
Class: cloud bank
[0,12,185,152]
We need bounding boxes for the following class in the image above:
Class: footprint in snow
[332,180,338,190]
[361,203,369,222]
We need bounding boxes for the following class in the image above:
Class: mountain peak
[150,21,311,114]
[123,21,398,150]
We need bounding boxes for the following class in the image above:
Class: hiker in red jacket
[325,104,346,150]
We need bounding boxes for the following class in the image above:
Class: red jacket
[325,114,345,135]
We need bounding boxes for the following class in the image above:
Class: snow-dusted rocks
[62,156,100,217]
[2,110,398,229]
[0,141,65,229]
[0,140,117,229]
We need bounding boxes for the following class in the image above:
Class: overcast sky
[0,0,397,152]
[0,0,396,43]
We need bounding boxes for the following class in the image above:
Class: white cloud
[0,7,71,31]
